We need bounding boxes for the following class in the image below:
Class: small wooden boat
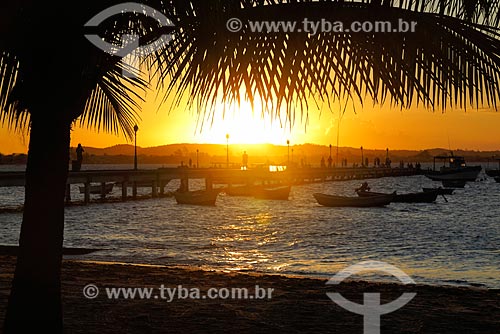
[423,187,454,195]
[78,183,114,195]
[486,159,500,177]
[357,190,439,203]
[254,185,291,200]
[173,189,221,205]
[0,245,102,256]
[313,193,393,207]
[486,169,500,177]
[224,185,262,196]
[115,181,159,188]
[442,180,466,188]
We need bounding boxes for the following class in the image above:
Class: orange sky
[1,90,499,154]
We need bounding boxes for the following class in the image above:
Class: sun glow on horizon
[190,100,298,145]
[2,91,500,154]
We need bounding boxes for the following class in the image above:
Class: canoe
[225,185,262,196]
[485,169,500,177]
[395,190,439,203]
[442,180,466,188]
[357,190,439,203]
[254,186,291,200]
[0,245,102,256]
[313,193,393,207]
[423,187,454,195]
[115,181,159,188]
[78,183,114,195]
[173,189,221,205]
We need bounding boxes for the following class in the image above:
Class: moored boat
[173,189,221,205]
[115,181,160,188]
[486,169,500,177]
[254,185,291,200]
[425,153,481,182]
[423,187,454,195]
[224,185,262,196]
[486,158,500,177]
[357,190,439,203]
[442,180,466,188]
[78,183,114,195]
[313,193,393,207]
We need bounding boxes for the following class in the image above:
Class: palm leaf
[147,0,500,129]
[2,0,500,137]
[0,51,30,133]
[78,61,146,140]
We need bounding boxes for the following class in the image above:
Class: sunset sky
[1,91,499,154]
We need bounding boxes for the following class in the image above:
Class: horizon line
[3,142,500,156]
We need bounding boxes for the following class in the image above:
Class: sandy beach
[0,255,498,333]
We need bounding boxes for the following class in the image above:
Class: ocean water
[0,164,499,288]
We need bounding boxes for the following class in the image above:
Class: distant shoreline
[2,144,499,166]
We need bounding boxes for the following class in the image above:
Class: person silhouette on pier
[76,144,84,164]
[72,143,84,171]
[242,151,248,168]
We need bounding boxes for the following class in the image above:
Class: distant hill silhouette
[57,144,500,166]
[2,144,499,166]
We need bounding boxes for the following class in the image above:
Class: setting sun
[192,100,294,145]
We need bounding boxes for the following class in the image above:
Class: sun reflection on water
[208,212,280,272]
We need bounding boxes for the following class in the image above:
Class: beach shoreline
[1,255,498,333]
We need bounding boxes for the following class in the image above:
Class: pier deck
[0,166,423,205]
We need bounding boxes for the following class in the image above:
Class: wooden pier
[0,166,423,205]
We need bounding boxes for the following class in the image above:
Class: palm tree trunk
[4,113,71,333]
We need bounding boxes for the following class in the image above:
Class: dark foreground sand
[0,255,498,333]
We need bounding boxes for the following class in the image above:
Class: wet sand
[0,255,498,333]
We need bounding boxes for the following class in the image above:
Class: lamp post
[287,139,290,165]
[360,146,364,167]
[133,124,139,170]
[336,143,339,166]
[226,133,230,168]
[196,149,199,168]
